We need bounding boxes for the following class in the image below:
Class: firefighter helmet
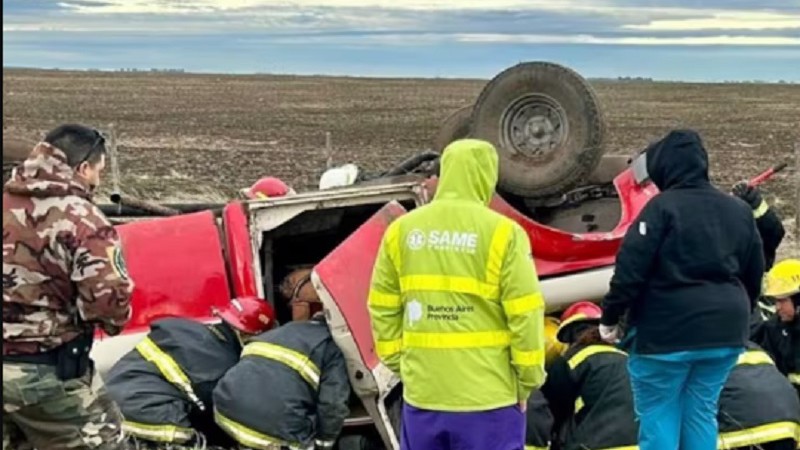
[545,316,567,365]
[213,297,276,335]
[764,259,800,299]
[557,301,602,343]
[246,177,295,199]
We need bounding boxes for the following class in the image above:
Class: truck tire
[433,105,473,152]
[470,62,606,198]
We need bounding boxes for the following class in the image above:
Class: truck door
[312,200,408,450]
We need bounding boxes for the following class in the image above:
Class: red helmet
[213,297,276,335]
[557,301,602,343]
[246,177,294,199]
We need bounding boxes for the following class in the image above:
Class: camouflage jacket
[3,142,134,355]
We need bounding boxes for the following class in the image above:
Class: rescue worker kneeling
[213,268,351,450]
[752,259,800,394]
[540,301,638,450]
[717,342,800,450]
[523,317,565,450]
[104,297,276,449]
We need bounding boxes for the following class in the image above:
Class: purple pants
[400,403,525,450]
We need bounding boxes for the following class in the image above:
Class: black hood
[645,129,710,190]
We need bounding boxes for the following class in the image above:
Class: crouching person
[717,342,800,450]
[104,297,276,449]
[213,279,351,450]
[526,390,554,450]
[541,302,638,450]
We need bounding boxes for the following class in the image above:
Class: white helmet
[319,163,360,190]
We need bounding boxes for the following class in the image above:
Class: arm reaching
[314,342,351,449]
[71,204,133,335]
[499,221,546,402]
[368,222,403,374]
[601,202,666,327]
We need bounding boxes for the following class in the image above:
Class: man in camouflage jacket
[3,124,134,450]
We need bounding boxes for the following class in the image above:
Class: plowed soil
[3,68,798,257]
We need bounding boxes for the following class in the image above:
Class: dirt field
[3,68,798,257]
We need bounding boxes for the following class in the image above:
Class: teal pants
[628,348,741,450]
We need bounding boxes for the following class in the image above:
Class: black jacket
[526,390,554,450]
[757,207,785,271]
[601,130,765,354]
[213,315,351,449]
[752,314,800,394]
[540,343,638,450]
[105,318,242,445]
[718,343,800,449]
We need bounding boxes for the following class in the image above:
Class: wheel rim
[500,93,568,158]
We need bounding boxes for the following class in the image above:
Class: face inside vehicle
[775,296,798,323]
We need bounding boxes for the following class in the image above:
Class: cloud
[455,33,800,46]
[3,0,799,80]
[625,11,800,31]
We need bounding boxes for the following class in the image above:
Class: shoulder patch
[106,245,130,280]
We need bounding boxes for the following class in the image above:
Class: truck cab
[90,166,656,449]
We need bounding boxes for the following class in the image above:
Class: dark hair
[574,325,614,348]
[44,124,107,168]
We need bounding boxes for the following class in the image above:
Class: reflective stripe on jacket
[717,344,800,449]
[368,139,546,412]
[212,317,351,449]
[542,344,638,450]
[104,319,242,444]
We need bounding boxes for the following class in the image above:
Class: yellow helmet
[764,259,800,298]
[545,316,567,365]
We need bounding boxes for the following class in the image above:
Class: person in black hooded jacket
[598,129,765,450]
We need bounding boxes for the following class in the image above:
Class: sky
[3,0,800,81]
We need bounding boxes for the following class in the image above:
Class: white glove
[599,324,621,344]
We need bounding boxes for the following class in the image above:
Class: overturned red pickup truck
[84,62,660,449]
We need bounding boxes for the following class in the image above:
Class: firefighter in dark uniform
[526,390,554,450]
[717,342,800,450]
[732,182,786,326]
[104,297,277,449]
[540,301,638,450]
[213,268,351,450]
[752,260,800,395]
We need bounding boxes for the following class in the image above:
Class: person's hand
[732,181,763,209]
[599,324,621,344]
[518,399,527,413]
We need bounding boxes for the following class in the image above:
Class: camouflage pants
[3,362,126,450]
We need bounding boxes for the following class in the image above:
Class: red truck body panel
[423,168,658,277]
[315,202,409,371]
[107,210,231,335]
[223,201,259,299]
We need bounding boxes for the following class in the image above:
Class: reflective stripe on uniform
[242,342,321,389]
[404,330,511,349]
[598,446,638,450]
[789,373,800,385]
[567,345,627,370]
[503,293,544,316]
[368,290,401,308]
[575,397,585,413]
[400,275,500,301]
[718,421,800,449]
[135,337,205,410]
[486,220,514,286]
[122,421,194,443]
[376,339,402,358]
[315,439,336,448]
[511,347,545,366]
[525,446,548,450]
[736,350,774,366]
[214,408,290,450]
[753,200,769,219]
